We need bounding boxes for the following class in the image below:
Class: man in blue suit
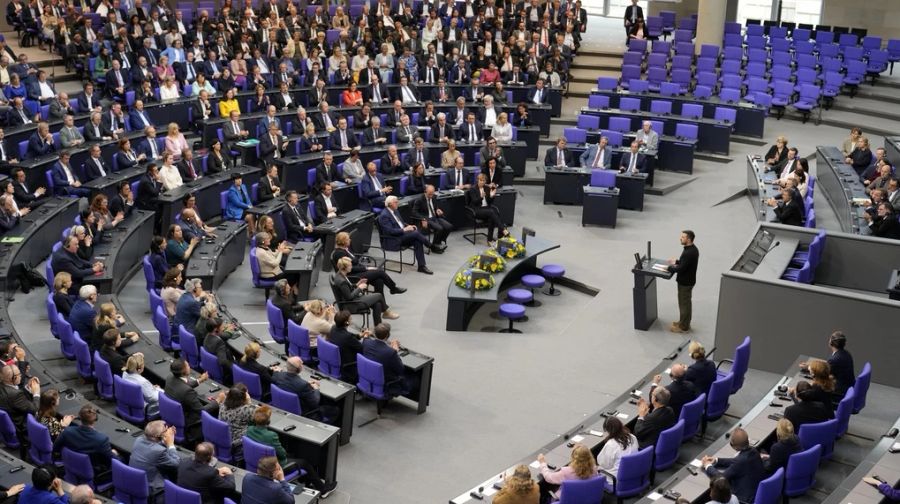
[51,236,103,292]
[240,457,297,504]
[456,112,484,143]
[377,196,434,274]
[701,428,765,504]
[128,100,155,131]
[68,284,98,348]
[51,151,91,197]
[129,421,181,492]
[26,122,55,158]
[580,135,613,169]
[527,78,549,105]
[137,126,163,160]
[53,405,117,472]
[104,59,130,101]
[360,162,391,209]
[362,323,413,396]
[619,141,647,174]
[271,356,337,422]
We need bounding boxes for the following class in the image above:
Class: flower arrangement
[466,249,507,273]
[454,268,495,290]
[496,236,526,259]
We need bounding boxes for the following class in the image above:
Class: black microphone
[767,240,780,253]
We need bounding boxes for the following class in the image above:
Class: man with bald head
[177,442,236,503]
[634,386,676,449]
[651,363,698,417]
[70,485,102,504]
[0,364,40,441]
[702,428,765,504]
[130,420,180,492]
[272,356,334,422]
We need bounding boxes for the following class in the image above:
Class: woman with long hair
[493,465,538,504]
[538,445,597,502]
[219,383,255,446]
[38,389,74,440]
[596,417,639,484]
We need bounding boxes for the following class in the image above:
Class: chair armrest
[598,468,616,489]
[716,358,734,371]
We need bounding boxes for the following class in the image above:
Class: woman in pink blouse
[154,55,176,82]
[230,50,249,89]
[164,122,189,162]
[537,445,598,502]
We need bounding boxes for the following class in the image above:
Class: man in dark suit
[362,117,389,146]
[770,187,803,226]
[105,59,130,101]
[258,123,288,167]
[282,191,314,243]
[101,104,127,136]
[137,164,162,213]
[784,381,833,430]
[412,185,452,249]
[377,196,434,274]
[272,356,333,421]
[527,78,550,105]
[83,112,116,142]
[164,359,223,446]
[328,118,359,152]
[315,152,341,188]
[69,286,99,349]
[360,162,391,210]
[192,91,214,130]
[619,141,647,174]
[129,100,155,131]
[0,364,40,443]
[51,236,103,291]
[456,112,484,143]
[544,137,573,167]
[176,149,199,181]
[53,405,116,471]
[380,145,405,175]
[431,114,453,144]
[109,180,135,219]
[651,364,698,417]
[51,151,90,197]
[313,182,339,224]
[624,0,644,40]
[701,428,765,504]
[202,319,234,384]
[77,82,102,113]
[822,332,855,396]
[634,387,676,449]
[241,457,298,504]
[362,323,415,396]
[11,168,47,209]
[313,103,339,132]
[83,144,111,181]
[257,164,281,202]
[445,158,471,190]
[176,442,236,503]
[221,110,249,154]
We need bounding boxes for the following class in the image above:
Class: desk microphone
[767,240,780,253]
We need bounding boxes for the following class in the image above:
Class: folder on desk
[0,237,23,244]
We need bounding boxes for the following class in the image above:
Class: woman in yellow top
[218,87,240,118]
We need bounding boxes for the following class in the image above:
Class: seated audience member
[270,279,305,326]
[129,420,180,492]
[801,331,855,396]
[580,136,612,169]
[93,303,138,352]
[240,456,297,504]
[69,485,102,504]
[651,363,698,417]
[203,317,235,383]
[793,359,837,410]
[377,195,434,274]
[765,136,789,168]
[245,406,335,496]
[52,272,75,319]
[98,328,134,374]
[842,127,862,157]
[845,136,873,176]
[412,185,452,249]
[164,358,224,446]
[492,465,539,504]
[360,162,391,209]
[166,224,200,268]
[37,389,74,440]
[0,365,40,442]
[177,442,237,504]
[596,417,639,485]
[218,383,255,447]
[333,256,398,325]
[53,405,117,472]
[468,174,508,245]
[331,232,404,296]
[161,268,184,316]
[706,477,739,504]
[237,342,278,393]
[174,279,208,333]
[327,310,368,383]
[768,187,803,226]
[619,141,646,174]
[537,445,597,502]
[701,428,765,504]
[362,322,416,396]
[123,353,161,409]
[272,356,338,422]
[51,236,104,291]
[784,381,833,430]
[762,419,801,475]
[543,137,572,167]
[635,121,659,151]
[684,341,718,394]
[866,202,900,239]
[18,467,66,504]
[634,387,676,449]
[300,300,335,345]
[69,285,99,349]
[255,231,294,284]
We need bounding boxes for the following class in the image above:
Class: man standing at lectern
[667,230,699,333]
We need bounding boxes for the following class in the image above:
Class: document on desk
[690,459,702,468]
[571,435,585,442]
[529,460,540,469]
[647,492,663,501]
[651,263,670,273]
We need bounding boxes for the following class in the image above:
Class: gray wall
[816,233,900,293]
[821,0,899,41]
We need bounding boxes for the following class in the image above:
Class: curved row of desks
[815,146,870,235]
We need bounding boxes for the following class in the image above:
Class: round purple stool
[521,274,545,306]
[506,288,533,321]
[498,303,526,333]
[541,264,565,296]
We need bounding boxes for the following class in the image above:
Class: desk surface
[446,235,560,302]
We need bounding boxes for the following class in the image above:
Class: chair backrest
[57,313,76,360]
[563,127,586,145]
[784,444,821,497]
[853,362,871,413]
[159,393,186,443]
[608,117,631,133]
[317,336,343,379]
[705,373,734,421]
[619,97,641,112]
[650,100,672,115]
[729,336,751,393]
[681,103,703,119]
[93,350,115,400]
[142,255,155,291]
[798,418,838,459]
[287,319,313,361]
[179,326,200,369]
[26,414,54,464]
[232,364,263,400]
[588,95,610,109]
[654,419,685,470]
[73,334,93,380]
[114,375,147,424]
[356,353,389,400]
[164,480,201,504]
[149,288,163,315]
[199,347,224,383]
[659,82,681,97]
[614,446,654,497]
[678,392,706,442]
[0,410,20,448]
[834,386,855,437]
[714,107,737,124]
[112,458,150,504]
[597,77,618,91]
[201,410,235,463]
[675,123,699,140]
[153,306,173,350]
[265,299,286,343]
[753,467,784,504]
[61,448,96,486]
[242,435,276,473]
[577,115,601,130]
[557,476,605,504]
[629,79,650,93]
[270,383,302,415]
